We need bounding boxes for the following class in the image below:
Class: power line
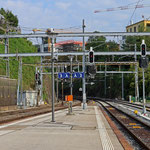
[94,0,148,13]
[128,0,143,25]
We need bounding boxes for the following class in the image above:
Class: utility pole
[134,44,139,102]
[61,79,64,101]
[17,57,21,107]
[35,67,39,106]
[56,65,59,102]
[5,38,9,77]
[135,64,139,102]
[141,40,146,114]
[142,68,146,114]
[69,56,74,113]
[70,56,73,95]
[51,36,55,122]
[104,63,107,97]
[122,73,124,100]
[82,19,87,109]
[20,57,23,108]
[40,38,44,104]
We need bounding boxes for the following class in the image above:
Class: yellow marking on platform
[133,126,141,129]
[119,116,126,119]
[134,110,138,114]
[108,107,114,110]
[129,123,136,125]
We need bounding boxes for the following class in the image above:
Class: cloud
[55,2,71,10]
[0,0,67,30]
[0,0,149,35]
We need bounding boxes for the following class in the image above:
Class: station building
[126,20,150,32]
[55,40,83,52]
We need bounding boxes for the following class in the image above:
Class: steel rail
[114,100,150,111]
[96,100,150,149]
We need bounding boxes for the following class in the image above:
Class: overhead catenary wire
[94,0,148,13]
[128,0,143,25]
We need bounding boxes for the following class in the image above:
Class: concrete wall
[0,77,17,106]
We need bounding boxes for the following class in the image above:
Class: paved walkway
[0,105,123,150]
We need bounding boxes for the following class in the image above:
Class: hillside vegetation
[0,38,40,90]
[0,8,41,90]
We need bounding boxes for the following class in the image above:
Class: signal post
[139,40,149,114]
[88,47,96,78]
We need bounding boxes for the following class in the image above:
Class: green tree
[83,33,120,98]
[0,8,18,27]
[121,35,150,99]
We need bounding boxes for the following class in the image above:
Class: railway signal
[141,43,146,57]
[89,47,94,64]
[35,71,41,85]
[86,65,96,75]
[139,40,148,69]
[87,47,96,78]
[139,40,149,114]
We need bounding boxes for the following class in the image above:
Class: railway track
[93,97,150,112]
[0,101,81,124]
[113,100,150,112]
[96,100,150,150]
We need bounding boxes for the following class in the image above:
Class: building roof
[126,20,150,28]
[55,40,83,46]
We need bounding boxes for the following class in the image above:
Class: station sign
[72,72,84,78]
[58,72,70,79]
[58,72,84,79]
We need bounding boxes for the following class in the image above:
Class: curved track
[113,100,150,112]
[96,100,150,150]
[93,97,150,112]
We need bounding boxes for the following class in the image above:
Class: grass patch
[0,38,40,90]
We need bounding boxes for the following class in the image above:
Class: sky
[0,0,150,35]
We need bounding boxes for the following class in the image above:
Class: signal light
[64,65,67,72]
[141,44,146,57]
[35,73,38,81]
[89,51,94,63]
[35,72,41,85]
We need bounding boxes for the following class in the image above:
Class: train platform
[0,104,124,150]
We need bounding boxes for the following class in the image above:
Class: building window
[127,29,128,32]
[147,23,150,27]
[130,28,132,32]
[134,27,136,32]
